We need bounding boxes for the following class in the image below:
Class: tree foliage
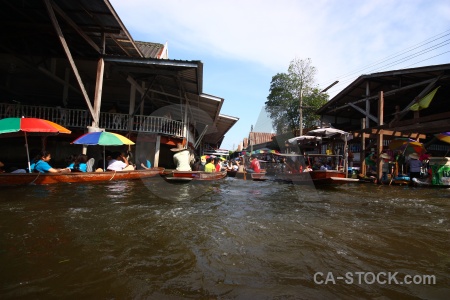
[265,58,328,134]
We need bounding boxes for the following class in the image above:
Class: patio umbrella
[0,117,71,172]
[435,132,450,144]
[71,131,134,171]
[388,138,425,156]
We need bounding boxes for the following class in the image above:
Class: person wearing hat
[380,153,391,182]
[170,143,192,171]
[407,152,422,182]
[198,156,206,171]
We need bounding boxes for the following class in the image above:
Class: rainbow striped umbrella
[72,131,134,146]
[435,132,450,145]
[72,131,134,171]
[0,117,71,172]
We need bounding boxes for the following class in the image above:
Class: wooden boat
[251,173,268,181]
[162,170,227,182]
[274,128,359,186]
[226,170,237,177]
[275,170,359,185]
[0,167,165,186]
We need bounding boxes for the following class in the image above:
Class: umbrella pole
[24,132,31,172]
[103,146,106,171]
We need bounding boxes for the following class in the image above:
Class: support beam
[376,91,384,183]
[360,118,366,176]
[391,76,441,123]
[51,2,101,53]
[44,0,96,122]
[352,130,426,140]
[92,57,104,126]
[327,77,447,114]
[348,103,378,123]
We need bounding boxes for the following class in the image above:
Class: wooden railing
[0,102,185,138]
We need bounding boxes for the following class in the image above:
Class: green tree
[265,58,328,134]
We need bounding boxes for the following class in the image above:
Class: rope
[109,171,116,181]
[29,172,41,185]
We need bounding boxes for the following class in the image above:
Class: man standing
[171,143,192,171]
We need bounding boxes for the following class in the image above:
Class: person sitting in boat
[204,157,216,172]
[137,155,152,170]
[380,153,391,182]
[365,151,377,173]
[68,154,88,172]
[96,150,112,171]
[30,151,71,173]
[197,156,206,171]
[107,151,134,171]
[214,157,222,172]
[246,154,261,173]
[303,165,313,172]
[170,143,193,171]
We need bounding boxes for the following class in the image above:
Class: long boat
[0,167,165,186]
[162,170,227,182]
[275,170,359,185]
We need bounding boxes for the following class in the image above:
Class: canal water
[0,177,448,299]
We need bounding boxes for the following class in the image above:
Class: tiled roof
[135,41,167,59]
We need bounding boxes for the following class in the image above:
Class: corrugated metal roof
[249,132,276,145]
[316,63,450,134]
[0,0,143,58]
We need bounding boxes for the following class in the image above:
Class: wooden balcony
[0,102,186,138]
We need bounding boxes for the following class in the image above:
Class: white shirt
[107,159,127,171]
[173,150,192,171]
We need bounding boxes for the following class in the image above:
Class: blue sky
[110,0,450,150]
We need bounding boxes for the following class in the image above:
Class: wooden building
[0,0,238,169]
[316,63,450,181]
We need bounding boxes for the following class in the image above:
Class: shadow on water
[0,179,449,299]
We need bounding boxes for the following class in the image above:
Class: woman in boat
[68,154,88,172]
[30,151,71,173]
[137,155,152,170]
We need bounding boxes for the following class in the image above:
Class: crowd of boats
[1,117,449,188]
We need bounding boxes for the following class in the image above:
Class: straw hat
[170,143,186,152]
[380,153,391,159]
[409,152,420,160]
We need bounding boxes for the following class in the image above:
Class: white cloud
[110,0,450,149]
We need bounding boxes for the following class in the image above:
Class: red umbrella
[0,117,71,172]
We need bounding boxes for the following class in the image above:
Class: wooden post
[128,84,136,131]
[376,91,384,183]
[360,118,366,176]
[154,135,161,167]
